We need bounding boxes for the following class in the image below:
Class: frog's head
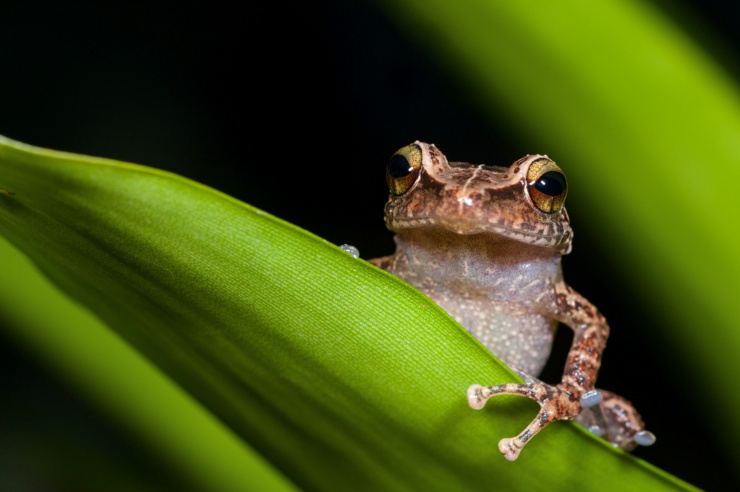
[383,141,573,254]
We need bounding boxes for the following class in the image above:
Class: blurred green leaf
[0,234,297,492]
[0,135,693,490]
[380,0,740,464]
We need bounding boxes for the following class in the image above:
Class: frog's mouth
[387,214,573,254]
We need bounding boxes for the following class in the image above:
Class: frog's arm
[554,286,657,450]
[466,283,602,460]
[552,284,609,398]
[467,284,606,459]
[468,284,655,460]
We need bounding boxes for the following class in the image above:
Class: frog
[370,141,655,461]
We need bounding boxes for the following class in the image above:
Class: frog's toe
[466,383,533,409]
[498,437,523,461]
[585,425,606,437]
[634,430,656,446]
[467,384,487,409]
[574,389,656,451]
[493,401,562,461]
[580,389,603,408]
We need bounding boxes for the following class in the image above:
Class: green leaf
[0,135,694,490]
[0,233,297,492]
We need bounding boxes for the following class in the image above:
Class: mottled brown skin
[372,142,654,461]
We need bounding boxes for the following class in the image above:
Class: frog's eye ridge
[386,144,423,196]
[526,158,567,214]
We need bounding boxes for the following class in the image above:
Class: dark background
[1,1,737,489]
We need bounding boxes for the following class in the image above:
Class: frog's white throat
[391,228,564,297]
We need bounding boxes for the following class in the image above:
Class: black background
[1,1,737,490]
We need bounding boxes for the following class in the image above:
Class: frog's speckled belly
[423,290,556,376]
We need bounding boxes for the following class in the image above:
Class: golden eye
[386,144,422,196]
[526,158,567,214]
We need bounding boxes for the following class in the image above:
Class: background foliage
[1,0,739,490]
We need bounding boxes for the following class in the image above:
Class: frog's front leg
[468,284,608,460]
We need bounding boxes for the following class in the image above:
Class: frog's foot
[467,383,580,461]
[575,389,656,451]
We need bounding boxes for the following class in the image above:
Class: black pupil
[535,171,566,196]
[387,155,413,178]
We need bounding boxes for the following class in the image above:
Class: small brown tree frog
[371,141,655,461]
